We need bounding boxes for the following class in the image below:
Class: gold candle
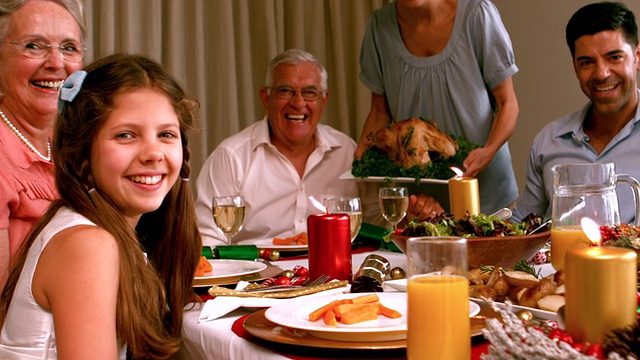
[448,177,480,219]
[565,246,637,344]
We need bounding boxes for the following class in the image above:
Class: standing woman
[355,0,520,215]
[0,54,201,358]
[0,0,85,286]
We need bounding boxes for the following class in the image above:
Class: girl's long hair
[0,53,202,359]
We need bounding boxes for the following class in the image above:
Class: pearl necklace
[0,108,51,162]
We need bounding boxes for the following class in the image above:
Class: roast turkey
[369,118,458,168]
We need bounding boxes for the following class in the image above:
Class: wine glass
[323,196,363,242]
[379,187,409,231]
[212,195,246,242]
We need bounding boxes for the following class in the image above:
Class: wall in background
[493,0,640,190]
[80,0,640,199]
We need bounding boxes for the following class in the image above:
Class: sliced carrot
[309,295,401,325]
[272,237,294,245]
[308,299,348,322]
[323,308,338,326]
[351,293,379,304]
[296,232,308,245]
[194,256,212,277]
[379,303,402,319]
[332,303,358,317]
[340,303,380,325]
[273,232,308,245]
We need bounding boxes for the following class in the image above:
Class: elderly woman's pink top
[0,122,57,255]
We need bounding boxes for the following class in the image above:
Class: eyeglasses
[7,40,86,63]
[267,86,324,101]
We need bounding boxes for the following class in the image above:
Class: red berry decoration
[529,251,547,264]
[549,328,563,341]
[558,333,573,345]
[585,344,604,359]
[293,265,309,277]
[291,274,309,285]
[572,343,584,353]
[274,276,291,286]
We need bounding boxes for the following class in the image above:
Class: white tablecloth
[181,250,407,360]
[180,250,553,360]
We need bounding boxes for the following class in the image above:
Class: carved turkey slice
[370,117,458,168]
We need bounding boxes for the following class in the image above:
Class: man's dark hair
[566,2,638,57]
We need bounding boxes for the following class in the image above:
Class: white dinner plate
[265,292,406,342]
[194,259,267,280]
[339,170,451,185]
[384,279,408,292]
[265,292,480,342]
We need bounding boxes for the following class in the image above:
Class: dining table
[180,243,554,360]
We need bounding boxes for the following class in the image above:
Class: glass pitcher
[550,163,640,270]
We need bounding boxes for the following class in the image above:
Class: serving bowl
[390,230,551,269]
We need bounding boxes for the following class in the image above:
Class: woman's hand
[462,147,495,178]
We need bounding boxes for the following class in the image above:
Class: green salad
[384,213,547,243]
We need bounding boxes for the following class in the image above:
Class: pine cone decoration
[603,323,640,359]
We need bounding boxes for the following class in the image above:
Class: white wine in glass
[323,196,363,242]
[212,195,246,242]
[379,187,409,230]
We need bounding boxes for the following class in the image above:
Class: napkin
[198,280,350,323]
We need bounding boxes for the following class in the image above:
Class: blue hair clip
[57,70,88,115]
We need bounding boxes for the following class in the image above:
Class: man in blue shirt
[513,2,640,224]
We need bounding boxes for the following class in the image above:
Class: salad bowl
[391,231,550,269]
[389,214,551,269]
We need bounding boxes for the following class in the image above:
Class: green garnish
[512,259,541,278]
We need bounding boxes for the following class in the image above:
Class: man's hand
[405,194,445,222]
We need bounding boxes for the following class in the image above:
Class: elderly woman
[0,0,85,286]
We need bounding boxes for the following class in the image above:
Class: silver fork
[241,274,331,293]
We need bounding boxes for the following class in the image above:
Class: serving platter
[245,308,406,350]
[470,297,559,322]
[264,292,481,342]
[385,279,558,322]
[265,292,407,342]
[339,170,450,185]
[245,301,496,349]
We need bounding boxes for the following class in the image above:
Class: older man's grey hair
[264,49,328,91]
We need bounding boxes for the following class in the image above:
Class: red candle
[307,213,352,283]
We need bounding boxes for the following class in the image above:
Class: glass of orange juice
[550,226,592,270]
[406,237,469,360]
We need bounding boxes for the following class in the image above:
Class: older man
[195,49,361,246]
[513,2,640,223]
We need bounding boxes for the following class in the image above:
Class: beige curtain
[82,0,393,181]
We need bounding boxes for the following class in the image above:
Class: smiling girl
[0,53,201,359]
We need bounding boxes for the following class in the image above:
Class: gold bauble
[390,267,406,279]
